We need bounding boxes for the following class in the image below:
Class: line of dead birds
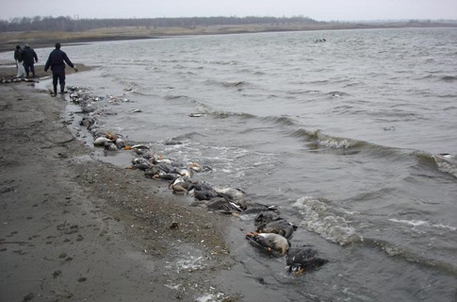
[69,86,328,275]
[0,77,38,84]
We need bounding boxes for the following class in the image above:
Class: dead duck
[178,163,200,178]
[206,197,243,214]
[93,136,118,151]
[144,167,176,181]
[254,211,284,228]
[242,203,278,215]
[168,177,199,195]
[93,136,113,147]
[257,219,298,239]
[168,177,187,194]
[286,246,328,275]
[124,144,150,155]
[127,157,152,171]
[114,137,126,148]
[153,161,177,174]
[213,187,246,210]
[192,190,218,201]
[152,152,173,165]
[245,232,290,255]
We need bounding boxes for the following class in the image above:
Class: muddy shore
[0,69,240,301]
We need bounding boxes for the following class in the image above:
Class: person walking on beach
[44,43,78,97]
[14,45,26,78]
[14,45,22,68]
[22,44,38,78]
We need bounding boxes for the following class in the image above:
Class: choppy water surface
[7,27,457,300]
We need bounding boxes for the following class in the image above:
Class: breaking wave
[289,129,366,149]
[292,196,362,246]
[415,151,457,179]
[195,101,256,119]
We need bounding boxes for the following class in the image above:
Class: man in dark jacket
[44,43,78,97]
[21,44,38,77]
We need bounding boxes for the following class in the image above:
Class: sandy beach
[0,68,237,301]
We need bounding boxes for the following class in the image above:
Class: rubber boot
[52,85,57,97]
[60,84,65,95]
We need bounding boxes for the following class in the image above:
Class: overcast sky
[1,0,456,21]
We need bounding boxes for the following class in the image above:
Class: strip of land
[1,20,456,52]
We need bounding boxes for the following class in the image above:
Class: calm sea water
[4,27,457,301]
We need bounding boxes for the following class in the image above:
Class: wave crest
[195,101,256,119]
[292,196,362,246]
[315,131,363,149]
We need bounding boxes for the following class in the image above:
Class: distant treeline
[0,15,317,32]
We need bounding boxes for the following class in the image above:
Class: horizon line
[1,15,457,23]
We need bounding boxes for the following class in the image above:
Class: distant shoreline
[1,20,456,53]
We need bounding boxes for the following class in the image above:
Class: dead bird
[93,136,113,147]
[124,144,150,155]
[127,157,152,171]
[254,211,284,228]
[178,163,200,178]
[213,186,246,210]
[245,232,290,255]
[257,219,298,239]
[206,197,243,214]
[242,203,278,215]
[168,177,200,195]
[191,189,219,201]
[286,246,328,275]
[152,152,173,165]
[144,166,176,181]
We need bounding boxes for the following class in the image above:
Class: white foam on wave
[180,143,275,179]
[292,196,362,245]
[318,137,358,149]
[314,131,359,149]
[388,218,427,227]
[194,100,255,119]
[389,218,456,231]
[434,156,457,178]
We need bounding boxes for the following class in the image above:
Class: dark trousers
[24,64,35,77]
[52,69,66,94]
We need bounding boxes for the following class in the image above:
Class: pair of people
[14,44,38,78]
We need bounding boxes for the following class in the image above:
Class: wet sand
[0,68,237,301]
